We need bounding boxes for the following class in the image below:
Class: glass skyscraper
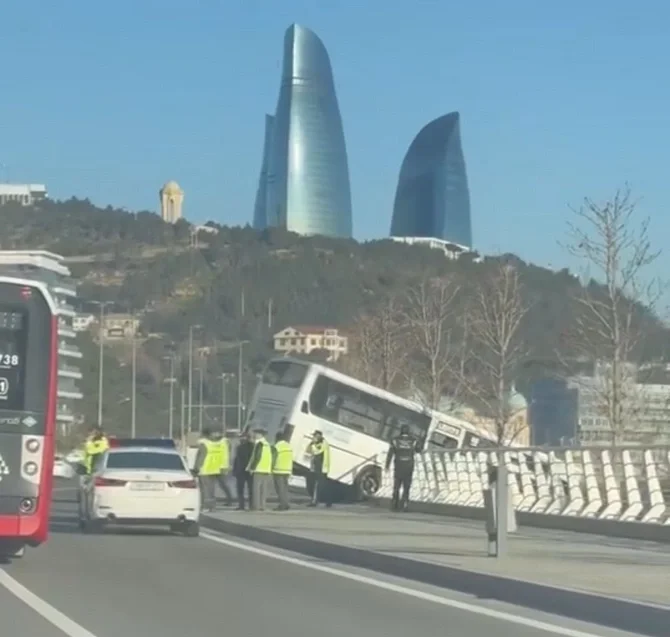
[253,114,274,230]
[257,24,353,238]
[390,112,472,248]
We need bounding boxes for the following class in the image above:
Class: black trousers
[307,472,331,506]
[392,466,414,510]
[235,472,252,509]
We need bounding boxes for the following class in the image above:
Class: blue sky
[1,0,669,275]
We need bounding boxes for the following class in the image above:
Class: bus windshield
[308,373,431,445]
[262,360,308,389]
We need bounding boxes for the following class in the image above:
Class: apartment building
[0,250,83,433]
[273,325,348,362]
[0,184,47,207]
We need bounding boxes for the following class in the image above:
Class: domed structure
[159,180,184,224]
[161,180,183,196]
[507,384,528,412]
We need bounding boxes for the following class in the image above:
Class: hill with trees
[0,189,666,443]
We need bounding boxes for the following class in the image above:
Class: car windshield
[106,452,185,471]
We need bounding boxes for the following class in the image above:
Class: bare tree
[343,296,409,391]
[401,275,463,410]
[562,186,662,444]
[461,262,529,444]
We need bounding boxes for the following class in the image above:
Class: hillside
[1,197,667,439]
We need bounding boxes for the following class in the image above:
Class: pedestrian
[385,424,419,512]
[306,430,332,508]
[232,431,254,510]
[192,428,226,512]
[272,432,293,511]
[246,428,272,511]
[216,432,234,507]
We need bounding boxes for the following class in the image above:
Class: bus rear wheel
[355,466,381,501]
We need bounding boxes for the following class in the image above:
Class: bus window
[309,374,384,438]
[428,431,459,449]
[262,361,308,388]
[379,402,431,445]
[463,432,495,448]
[0,308,29,411]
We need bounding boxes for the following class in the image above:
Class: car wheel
[183,522,200,537]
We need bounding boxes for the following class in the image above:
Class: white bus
[245,357,499,498]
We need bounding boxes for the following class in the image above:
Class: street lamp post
[198,360,204,433]
[219,373,232,433]
[131,312,137,438]
[91,301,112,428]
[187,324,201,434]
[163,355,176,439]
[237,341,250,429]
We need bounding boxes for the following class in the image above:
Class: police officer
[84,427,109,474]
[272,432,293,511]
[233,431,254,510]
[246,428,272,511]
[216,432,234,507]
[193,429,227,512]
[307,430,331,508]
[385,424,419,511]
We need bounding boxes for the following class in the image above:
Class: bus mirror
[301,401,308,414]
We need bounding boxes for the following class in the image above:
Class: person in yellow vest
[246,428,272,511]
[307,430,332,508]
[272,432,293,511]
[84,427,109,474]
[215,433,234,507]
[193,429,227,512]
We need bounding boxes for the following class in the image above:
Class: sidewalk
[202,503,670,607]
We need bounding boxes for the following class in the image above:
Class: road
[0,481,649,637]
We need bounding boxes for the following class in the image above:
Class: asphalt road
[0,481,649,637]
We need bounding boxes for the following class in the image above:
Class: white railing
[375,445,670,527]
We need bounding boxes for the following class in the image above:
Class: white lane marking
[201,531,616,637]
[0,570,99,637]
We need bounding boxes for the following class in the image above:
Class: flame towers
[390,112,473,248]
[254,24,353,237]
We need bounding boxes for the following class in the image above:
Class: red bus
[0,277,58,559]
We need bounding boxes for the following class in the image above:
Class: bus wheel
[355,466,381,500]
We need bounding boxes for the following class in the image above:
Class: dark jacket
[233,440,254,476]
[385,433,419,472]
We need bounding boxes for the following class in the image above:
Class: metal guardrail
[374,445,670,539]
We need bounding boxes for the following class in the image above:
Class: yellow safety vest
[309,440,331,474]
[247,439,272,474]
[200,439,226,475]
[273,440,293,475]
[84,437,109,473]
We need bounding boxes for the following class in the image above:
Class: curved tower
[265,24,353,237]
[390,112,472,248]
[253,114,275,230]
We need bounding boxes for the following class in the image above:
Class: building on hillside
[389,236,480,261]
[0,250,83,434]
[390,112,472,249]
[73,313,95,332]
[100,313,140,340]
[159,180,184,224]
[529,361,670,445]
[273,325,348,361]
[259,24,353,238]
[0,184,48,207]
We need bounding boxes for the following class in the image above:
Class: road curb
[202,513,669,637]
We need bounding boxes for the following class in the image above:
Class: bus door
[0,280,57,543]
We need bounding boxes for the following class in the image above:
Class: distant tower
[159,181,184,224]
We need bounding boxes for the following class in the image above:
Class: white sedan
[53,455,76,479]
[78,446,201,536]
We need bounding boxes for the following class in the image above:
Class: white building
[273,325,348,362]
[570,361,670,445]
[0,184,47,207]
[0,250,83,434]
[390,236,481,261]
